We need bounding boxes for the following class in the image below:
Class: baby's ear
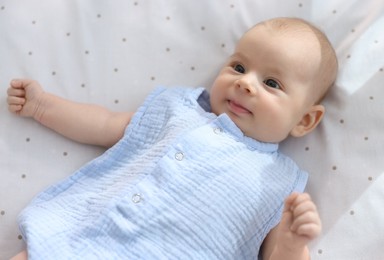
[290,105,325,137]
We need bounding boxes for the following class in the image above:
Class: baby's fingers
[291,197,317,219]
[289,193,322,239]
[7,96,25,113]
[7,86,26,97]
[291,210,321,234]
[10,79,28,89]
[295,222,321,239]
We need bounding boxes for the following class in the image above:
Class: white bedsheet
[1,0,383,259]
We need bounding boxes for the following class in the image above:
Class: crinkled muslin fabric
[18,87,307,259]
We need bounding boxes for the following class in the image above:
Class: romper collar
[215,113,279,153]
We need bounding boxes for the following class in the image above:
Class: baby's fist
[279,193,321,249]
[7,79,44,117]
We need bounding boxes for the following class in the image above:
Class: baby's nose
[236,74,257,94]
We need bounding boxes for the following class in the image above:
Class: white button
[175,152,184,161]
[213,127,222,134]
[132,193,142,203]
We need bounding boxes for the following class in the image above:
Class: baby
[8,17,337,260]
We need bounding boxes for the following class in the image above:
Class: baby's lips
[228,100,251,114]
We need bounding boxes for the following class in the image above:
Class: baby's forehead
[239,24,322,65]
[247,20,318,42]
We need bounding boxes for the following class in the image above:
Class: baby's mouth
[228,100,251,115]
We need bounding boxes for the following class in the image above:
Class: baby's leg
[10,250,27,260]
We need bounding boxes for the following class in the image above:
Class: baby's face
[210,23,323,143]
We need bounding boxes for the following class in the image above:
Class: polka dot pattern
[1,1,384,259]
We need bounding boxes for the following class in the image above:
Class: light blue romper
[18,86,308,259]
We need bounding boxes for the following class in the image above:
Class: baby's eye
[263,79,281,89]
[233,64,245,74]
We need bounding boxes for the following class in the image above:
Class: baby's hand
[7,79,44,117]
[278,192,321,251]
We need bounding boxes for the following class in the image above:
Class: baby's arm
[7,79,133,147]
[261,193,321,260]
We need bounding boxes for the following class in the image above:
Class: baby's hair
[262,17,338,104]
